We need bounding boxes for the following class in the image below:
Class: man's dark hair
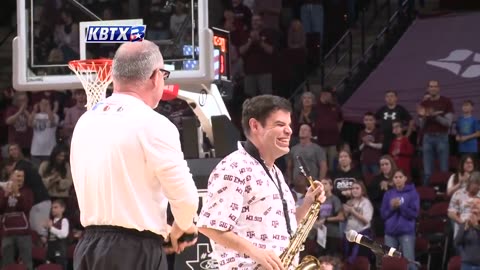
[464,100,474,106]
[364,111,375,117]
[52,199,66,209]
[241,95,292,136]
[385,90,398,96]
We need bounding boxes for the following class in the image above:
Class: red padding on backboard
[161,84,179,101]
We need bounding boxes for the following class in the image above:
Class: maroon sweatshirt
[0,188,34,236]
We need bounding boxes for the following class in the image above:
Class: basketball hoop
[69,59,113,110]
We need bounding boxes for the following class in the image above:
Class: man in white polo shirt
[70,40,199,270]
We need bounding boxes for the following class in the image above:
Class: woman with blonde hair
[343,180,374,264]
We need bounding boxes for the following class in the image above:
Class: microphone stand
[374,252,383,270]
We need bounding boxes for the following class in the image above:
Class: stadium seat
[32,246,47,261]
[36,264,63,270]
[426,201,449,218]
[381,257,408,270]
[429,171,451,187]
[447,256,461,270]
[416,186,436,210]
[345,256,370,270]
[1,264,27,270]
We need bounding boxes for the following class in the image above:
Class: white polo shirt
[70,93,198,238]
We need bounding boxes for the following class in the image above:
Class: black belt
[85,225,164,242]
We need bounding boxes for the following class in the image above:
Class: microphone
[346,230,402,258]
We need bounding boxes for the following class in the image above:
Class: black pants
[74,225,167,270]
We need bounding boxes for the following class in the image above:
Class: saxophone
[279,156,323,270]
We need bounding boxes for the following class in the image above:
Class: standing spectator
[287,124,327,185]
[456,100,480,157]
[343,180,374,264]
[232,0,252,31]
[369,155,398,211]
[144,0,172,40]
[446,155,477,197]
[389,120,414,175]
[0,168,34,270]
[300,0,324,40]
[330,149,363,203]
[312,178,344,257]
[62,89,87,144]
[45,199,69,270]
[375,90,413,154]
[417,80,454,186]
[28,97,59,167]
[358,112,383,175]
[239,14,275,97]
[254,0,282,31]
[4,92,32,156]
[53,9,79,61]
[292,92,317,137]
[315,87,343,170]
[381,169,419,270]
[13,159,51,239]
[448,173,480,239]
[169,1,188,38]
[454,197,480,270]
[38,145,72,200]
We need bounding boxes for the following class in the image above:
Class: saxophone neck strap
[243,140,293,237]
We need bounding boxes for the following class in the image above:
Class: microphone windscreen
[346,230,358,243]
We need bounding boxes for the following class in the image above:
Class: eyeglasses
[159,68,170,80]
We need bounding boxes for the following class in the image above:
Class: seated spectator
[0,168,34,270]
[45,199,69,269]
[343,181,374,264]
[447,154,477,197]
[381,169,419,270]
[39,145,72,200]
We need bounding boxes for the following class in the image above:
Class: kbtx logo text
[86,26,146,43]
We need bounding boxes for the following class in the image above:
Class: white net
[68,60,113,110]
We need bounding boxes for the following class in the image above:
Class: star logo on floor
[426,49,480,78]
[185,243,219,270]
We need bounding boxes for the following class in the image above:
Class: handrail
[319,0,412,96]
[335,1,408,102]
[0,27,15,48]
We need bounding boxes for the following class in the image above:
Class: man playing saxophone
[198,95,326,270]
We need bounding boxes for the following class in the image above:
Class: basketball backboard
[13,0,214,91]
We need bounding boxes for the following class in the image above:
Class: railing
[323,0,414,96]
[0,27,15,48]
[288,0,400,102]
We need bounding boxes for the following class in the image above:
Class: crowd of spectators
[1,0,479,270]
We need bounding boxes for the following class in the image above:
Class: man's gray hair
[112,40,163,82]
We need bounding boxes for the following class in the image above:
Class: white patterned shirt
[197,144,298,269]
